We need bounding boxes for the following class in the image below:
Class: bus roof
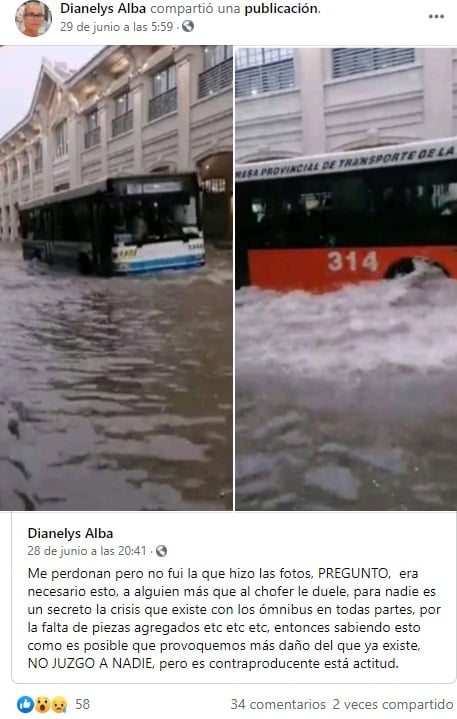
[19,173,198,210]
[235,136,457,183]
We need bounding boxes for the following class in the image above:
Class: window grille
[198,57,233,98]
[235,49,295,97]
[332,48,415,78]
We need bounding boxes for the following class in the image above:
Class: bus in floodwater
[235,137,457,292]
[20,173,205,276]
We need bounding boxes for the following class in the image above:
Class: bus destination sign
[125,181,183,194]
[235,140,457,182]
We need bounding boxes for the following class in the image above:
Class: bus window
[330,175,368,213]
[161,211,184,241]
[132,210,152,245]
[240,182,331,248]
[251,199,266,223]
[173,197,197,227]
[413,186,435,214]
[320,175,371,248]
[106,198,128,233]
[382,187,400,211]
[120,200,185,244]
[72,200,93,245]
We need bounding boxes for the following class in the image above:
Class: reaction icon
[51,697,67,714]
[17,696,35,713]
[35,697,51,713]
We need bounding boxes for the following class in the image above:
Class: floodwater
[236,272,457,510]
[0,246,232,511]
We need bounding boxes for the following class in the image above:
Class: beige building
[235,48,457,161]
[0,44,233,242]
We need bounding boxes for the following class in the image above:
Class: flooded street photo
[236,275,457,511]
[0,247,232,511]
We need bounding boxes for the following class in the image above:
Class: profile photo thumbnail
[16,1,52,37]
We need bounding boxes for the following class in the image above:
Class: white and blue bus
[20,173,205,276]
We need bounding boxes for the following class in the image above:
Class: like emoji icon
[17,696,35,713]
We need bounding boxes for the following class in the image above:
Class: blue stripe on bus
[113,255,204,274]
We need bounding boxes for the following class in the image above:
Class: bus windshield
[109,196,199,245]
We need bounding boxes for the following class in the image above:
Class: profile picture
[16,1,52,37]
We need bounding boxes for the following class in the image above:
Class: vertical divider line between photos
[232,46,236,512]
[454,511,457,677]
[9,512,13,684]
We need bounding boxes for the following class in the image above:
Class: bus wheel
[77,253,92,275]
[385,258,449,280]
[384,259,415,279]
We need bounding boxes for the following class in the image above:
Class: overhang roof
[0,46,114,147]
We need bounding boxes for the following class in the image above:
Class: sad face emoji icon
[52,697,67,714]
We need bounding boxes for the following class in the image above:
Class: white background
[0,1,455,46]
[1,4,457,715]
[1,512,456,716]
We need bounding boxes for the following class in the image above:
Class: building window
[22,152,29,178]
[152,64,177,96]
[55,120,68,158]
[204,45,233,70]
[12,160,18,182]
[86,108,98,131]
[150,165,172,173]
[34,142,43,173]
[1,165,7,184]
[54,182,70,192]
[112,90,133,137]
[202,178,226,193]
[84,109,101,149]
[199,46,233,98]
[148,65,177,121]
[235,48,295,98]
[331,48,416,79]
[114,90,130,115]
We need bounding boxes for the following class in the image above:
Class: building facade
[235,48,457,162]
[0,44,233,242]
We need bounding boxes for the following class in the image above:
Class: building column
[131,75,144,174]
[7,160,16,242]
[5,205,11,242]
[0,165,7,240]
[41,134,52,196]
[295,48,327,154]
[16,155,23,216]
[422,49,453,139]
[98,99,109,178]
[68,114,81,188]
[0,199,5,241]
[27,146,34,198]
[176,56,192,172]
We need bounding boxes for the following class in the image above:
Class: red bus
[235,137,457,292]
